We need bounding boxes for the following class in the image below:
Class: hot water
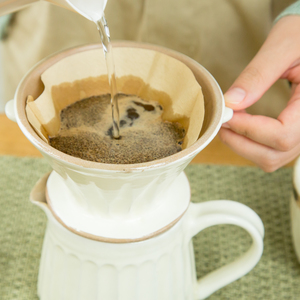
[96,16,120,139]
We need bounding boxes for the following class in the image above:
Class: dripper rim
[15,41,223,172]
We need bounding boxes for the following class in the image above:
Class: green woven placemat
[0,156,299,299]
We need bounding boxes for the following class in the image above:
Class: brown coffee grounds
[49,94,185,164]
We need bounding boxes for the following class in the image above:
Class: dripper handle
[5,99,16,122]
[187,200,264,299]
[222,106,233,123]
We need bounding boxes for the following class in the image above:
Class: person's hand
[219,15,300,172]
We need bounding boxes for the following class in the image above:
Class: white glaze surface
[47,170,190,239]
[38,149,196,219]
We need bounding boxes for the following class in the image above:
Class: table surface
[0,113,294,167]
[0,157,298,300]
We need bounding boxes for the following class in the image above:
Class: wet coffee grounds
[49,94,186,164]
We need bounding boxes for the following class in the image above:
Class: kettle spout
[30,172,52,218]
[0,0,76,17]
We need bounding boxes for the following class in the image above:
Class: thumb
[224,16,300,111]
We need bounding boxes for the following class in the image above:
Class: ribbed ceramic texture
[37,219,195,300]
[1,156,300,300]
[47,155,192,218]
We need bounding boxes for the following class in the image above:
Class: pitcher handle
[187,200,264,300]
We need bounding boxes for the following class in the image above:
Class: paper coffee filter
[26,47,205,149]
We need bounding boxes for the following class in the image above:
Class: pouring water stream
[66,0,120,138]
[96,16,120,139]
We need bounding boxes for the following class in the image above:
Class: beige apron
[0,0,292,117]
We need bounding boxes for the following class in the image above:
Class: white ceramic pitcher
[291,156,300,263]
[31,173,264,300]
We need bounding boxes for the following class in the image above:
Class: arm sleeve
[0,14,12,40]
[275,0,300,23]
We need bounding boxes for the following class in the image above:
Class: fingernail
[224,88,246,104]
[222,123,230,129]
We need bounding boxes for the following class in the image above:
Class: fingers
[291,83,298,96]
[220,86,300,171]
[220,16,300,171]
[290,83,300,101]
[224,16,300,111]
[219,128,300,172]
[281,58,300,80]
[223,113,284,150]
[223,91,300,152]
[221,85,300,171]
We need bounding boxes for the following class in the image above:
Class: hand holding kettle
[0,0,107,21]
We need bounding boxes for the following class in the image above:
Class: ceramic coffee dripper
[6,42,233,221]
[6,42,264,299]
[30,172,264,300]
